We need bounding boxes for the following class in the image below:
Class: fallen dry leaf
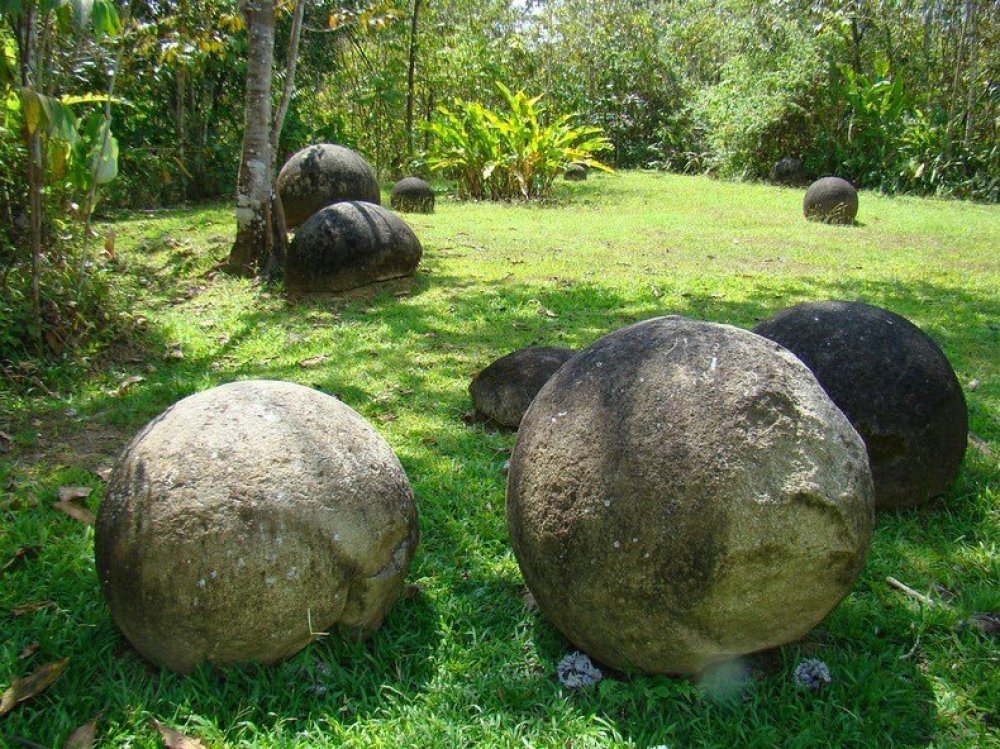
[0,430,12,452]
[103,230,116,260]
[92,465,113,481]
[108,375,145,397]
[298,354,328,368]
[11,600,55,617]
[1,546,40,575]
[58,486,92,502]
[64,713,101,749]
[163,349,185,361]
[965,612,1000,636]
[0,657,70,716]
[149,718,208,749]
[522,588,539,613]
[18,642,40,660]
[969,432,994,457]
[53,500,96,526]
[376,412,398,423]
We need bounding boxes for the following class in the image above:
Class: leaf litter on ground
[0,658,70,717]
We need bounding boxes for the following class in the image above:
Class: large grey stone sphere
[507,317,874,675]
[285,201,422,293]
[390,177,435,214]
[277,144,381,229]
[564,164,587,181]
[469,346,575,428]
[803,177,858,224]
[770,156,807,186]
[95,380,419,673]
[753,301,968,510]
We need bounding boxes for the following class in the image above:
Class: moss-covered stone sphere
[507,317,874,674]
[278,144,381,229]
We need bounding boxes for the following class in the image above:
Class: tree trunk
[228,0,277,276]
[176,66,188,201]
[405,0,422,165]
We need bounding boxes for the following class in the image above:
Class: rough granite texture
[564,164,587,181]
[284,201,422,293]
[277,144,381,229]
[390,177,435,214]
[770,157,807,186]
[507,317,874,675]
[803,177,858,224]
[470,346,576,428]
[754,300,968,510]
[95,380,419,673]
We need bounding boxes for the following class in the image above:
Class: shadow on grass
[2,265,996,745]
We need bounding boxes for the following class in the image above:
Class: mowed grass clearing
[1,171,998,748]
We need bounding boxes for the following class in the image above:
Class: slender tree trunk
[962,0,980,149]
[404,0,422,165]
[19,7,44,336]
[228,0,277,275]
[176,66,188,201]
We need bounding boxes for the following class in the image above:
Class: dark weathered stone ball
[390,177,435,214]
[285,201,422,293]
[803,177,858,224]
[507,317,874,674]
[469,346,575,428]
[770,157,807,186]
[277,144,381,229]
[753,301,968,510]
[95,380,419,673]
[564,164,587,181]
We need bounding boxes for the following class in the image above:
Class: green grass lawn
[1,171,998,748]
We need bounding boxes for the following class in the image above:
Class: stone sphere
[285,201,422,293]
[469,346,575,428]
[803,177,858,224]
[95,380,419,673]
[277,144,381,229]
[564,164,587,181]
[507,317,874,675]
[770,156,807,186]
[390,177,435,214]
[753,301,968,510]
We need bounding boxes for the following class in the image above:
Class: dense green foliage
[423,83,611,200]
[1,173,997,747]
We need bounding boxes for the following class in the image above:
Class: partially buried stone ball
[803,177,858,224]
[390,177,435,213]
[507,317,874,674]
[564,163,587,181]
[753,300,968,510]
[95,380,419,673]
[469,346,575,428]
[285,201,422,293]
[277,144,381,229]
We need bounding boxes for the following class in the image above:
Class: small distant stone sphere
[95,380,419,673]
[469,346,575,427]
[278,144,381,229]
[285,201,422,293]
[390,177,435,213]
[507,317,874,675]
[770,157,807,186]
[803,177,858,224]
[564,164,587,181]
[754,301,968,510]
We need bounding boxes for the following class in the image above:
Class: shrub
[422,83,612,200]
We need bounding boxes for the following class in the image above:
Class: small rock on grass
[792,658,831,690]
[556,652,602,689]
